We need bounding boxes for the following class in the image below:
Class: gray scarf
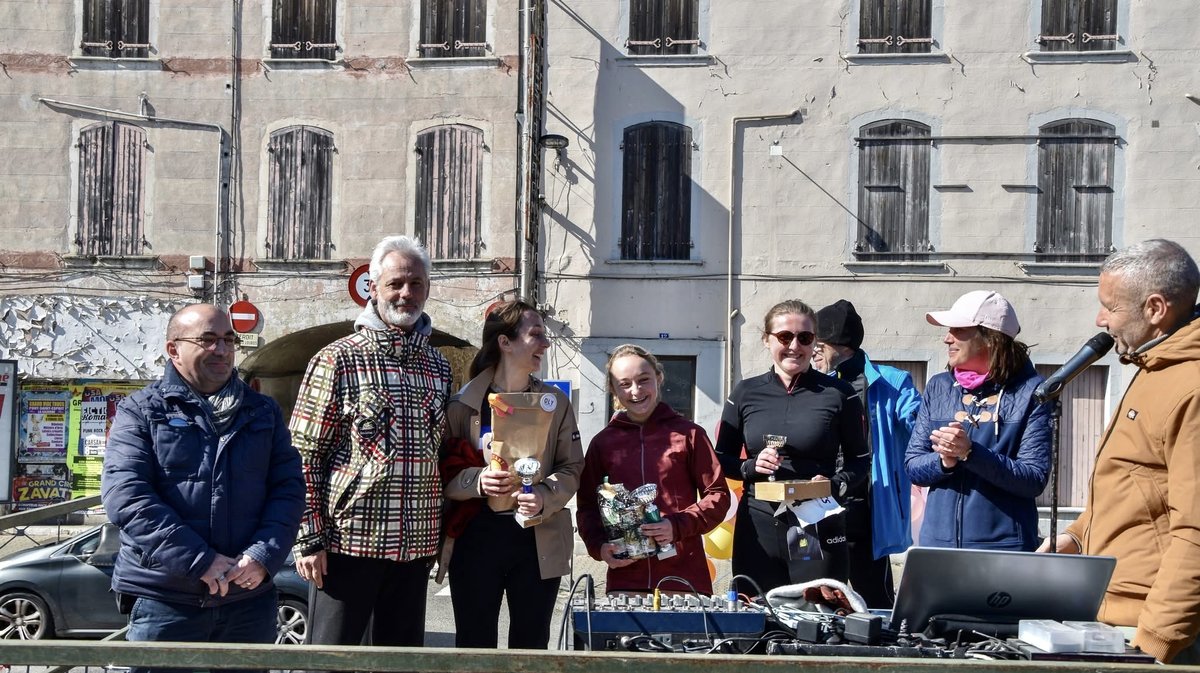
[205,374,245,435]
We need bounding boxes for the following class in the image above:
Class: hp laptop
[889,547,1117,635]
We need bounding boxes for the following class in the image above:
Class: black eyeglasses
[769,330,816,347]
[174,335,241,350]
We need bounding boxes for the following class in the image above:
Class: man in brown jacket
[1040,239,1200,663]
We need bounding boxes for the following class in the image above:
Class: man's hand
[599,543,637,569]
[1036,533,1080,554]
[296,549,328,589]
[515,490,543,517]
[225,555,268,591]
[200,553,237,596]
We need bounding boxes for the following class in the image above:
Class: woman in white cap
[904,290,1051,551]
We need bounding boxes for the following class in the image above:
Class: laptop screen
[890,547,1116,633]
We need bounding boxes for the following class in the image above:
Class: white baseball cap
[926,290,1021,338]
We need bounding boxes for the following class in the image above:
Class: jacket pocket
[151,415,204,479]
[1129,466,1170,554]
[353,389,393,462]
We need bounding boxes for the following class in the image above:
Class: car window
[72,531,101,556]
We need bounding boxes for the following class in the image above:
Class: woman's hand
[479,469,516,497]
[600,542,637,569]
[755,446,781,476]
[931,421,971,464]
[515,490,543,517]
[640,520,675,546]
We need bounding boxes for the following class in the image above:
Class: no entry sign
[229,300,261,333]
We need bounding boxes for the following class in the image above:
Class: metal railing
[0,641,1170,672]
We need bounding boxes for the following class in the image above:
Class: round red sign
[229,300,261,333]
[348,264,372,307]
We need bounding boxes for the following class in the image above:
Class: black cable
[556,573,595,651]
[730,573,795,638]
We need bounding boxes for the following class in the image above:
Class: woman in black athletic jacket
[714,299,869,595]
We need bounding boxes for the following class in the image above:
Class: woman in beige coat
[439,300,583,649]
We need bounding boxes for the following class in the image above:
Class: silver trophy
[763,434,787,481]
[513,457,541,494]
[631,484,677,559]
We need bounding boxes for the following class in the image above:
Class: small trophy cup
[763,434,787,481]
[514,457,541,494]
[512,457,542,528]
[631,484,677,559]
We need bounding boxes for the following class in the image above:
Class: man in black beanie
[815,300,921,608]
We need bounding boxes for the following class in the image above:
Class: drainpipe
[725,111,799,398]
[515,0,534,302]
[38,97,228,305]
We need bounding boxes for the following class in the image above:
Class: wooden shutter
[1041,0,1117,52]
[1036,119,1114,261]
[81,0,114,57]
[621,122,691,260]
[415,125,484,260]
[272,0,335,59]
[628,0,697,55]
[859,0,932,54]
[1035,364,1107,507]
[420,0,485,57]
[857,120,930,259]
[267,126,334,260]
[77,122,145,256]
[116,0,149,57]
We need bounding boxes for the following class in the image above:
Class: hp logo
[987,591,1013,608]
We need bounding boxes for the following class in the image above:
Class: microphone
[1034,332,1115,403]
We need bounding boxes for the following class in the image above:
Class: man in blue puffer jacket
[904,291,1051,551]
[814,300,921,608]
[101,304,304,673]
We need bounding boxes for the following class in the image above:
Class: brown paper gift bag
[486,392,556,515]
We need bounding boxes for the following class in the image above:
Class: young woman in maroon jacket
[576,344,731,595]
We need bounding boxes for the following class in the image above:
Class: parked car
[0,523,309,643]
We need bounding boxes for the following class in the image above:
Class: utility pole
[516,0,546,304]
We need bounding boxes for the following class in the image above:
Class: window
[76,122,146,257]
[855,120,931,259]
[270,0,337,60]
[80,0,149,58]
[415,125,484,260]
[857,0,932,54]
[1039,0,1118,51]
[1036,119,1116,262]
[658,356,697,421]
[627,0,699,55]
[418,0,487,58]
[267,126,334,260]
[605,355,696,421]
[620,122,692,261]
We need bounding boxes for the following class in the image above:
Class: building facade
[2,0,1198,507]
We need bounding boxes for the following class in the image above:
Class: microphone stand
[1047,398,1061,553]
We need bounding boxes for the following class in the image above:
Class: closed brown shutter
[858,0,932,54]
[1036,119,1114,261]
[1040,0,1117,52]
[419,0,487,58]
[415,125,484,260]
[857,120,930,259]
[628,0,698,55]
[81,0,149,58]
[621,122,691,260]
[272,0,337,60]
[267,126,334,260]
[77,122,145,257]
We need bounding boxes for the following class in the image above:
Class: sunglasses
[769,330,816,347]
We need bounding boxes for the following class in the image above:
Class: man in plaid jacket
[290,235,452,649]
